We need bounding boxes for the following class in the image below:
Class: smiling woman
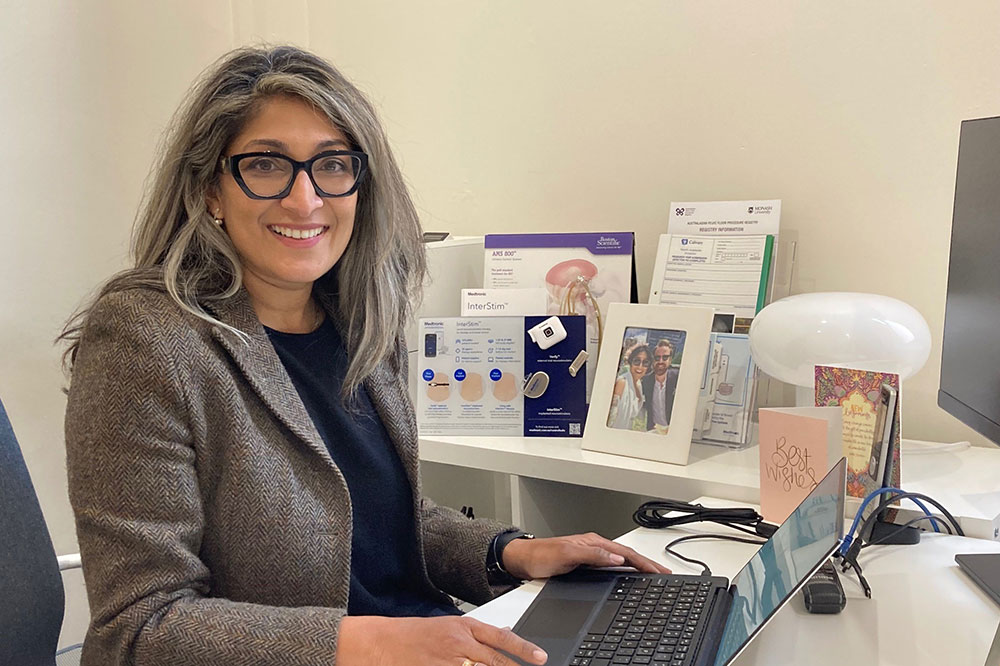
[57,45,667,666]
[207,96,363,332]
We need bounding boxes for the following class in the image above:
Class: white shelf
[419,435,761,503]
[419,435,1000,540]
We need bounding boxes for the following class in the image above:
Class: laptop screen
[713,458,846,666]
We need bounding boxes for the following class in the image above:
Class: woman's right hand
[337,615,548,666]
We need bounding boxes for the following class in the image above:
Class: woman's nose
[281,169,323,216]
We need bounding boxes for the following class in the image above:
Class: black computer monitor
[940,115,1000,625]
[938,115,1000,446]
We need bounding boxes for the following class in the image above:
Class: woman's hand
[501,532,671,581]
[337,615,547,666]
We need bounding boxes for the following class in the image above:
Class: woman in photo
[607,343,650,431]
[60,45,668,666]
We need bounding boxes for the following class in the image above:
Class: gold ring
[461,660,477,666]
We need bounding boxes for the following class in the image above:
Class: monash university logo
[748,206,754,214]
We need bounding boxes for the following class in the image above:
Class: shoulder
[85,286,209,340]
[75,286,216,380]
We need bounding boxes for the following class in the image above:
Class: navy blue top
[266,318,460,617]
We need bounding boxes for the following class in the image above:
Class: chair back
[0,398,64,665]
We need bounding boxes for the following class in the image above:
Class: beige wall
[2,0,998,647]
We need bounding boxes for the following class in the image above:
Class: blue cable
[839,487,941,556]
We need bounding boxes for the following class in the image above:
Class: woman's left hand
[500,532,671,581]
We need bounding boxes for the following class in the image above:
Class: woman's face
[629,350,650,381]
[209,95,358,297]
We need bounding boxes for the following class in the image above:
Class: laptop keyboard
[569,575,722,666]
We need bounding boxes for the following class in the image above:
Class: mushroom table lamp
[749,292,932,405]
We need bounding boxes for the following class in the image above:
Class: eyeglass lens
[631,358,651,367]
[654,354,671,361]
[237,153,362,197]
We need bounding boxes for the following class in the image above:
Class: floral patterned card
[814,366,901,499]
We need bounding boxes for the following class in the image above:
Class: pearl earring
[213,210,224,227]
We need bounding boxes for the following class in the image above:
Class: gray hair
[61,45,426,397]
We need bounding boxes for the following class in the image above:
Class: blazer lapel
[205,290,334,466]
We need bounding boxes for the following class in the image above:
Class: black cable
[634,499,777,538]
[663,533,766,576]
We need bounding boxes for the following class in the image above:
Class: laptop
[512,458,847,666]
[956,553,1000,608]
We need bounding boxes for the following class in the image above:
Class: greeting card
[814,366,901,500]
[758,407,842,523]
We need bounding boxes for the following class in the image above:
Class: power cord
[634,499,778,575]
[633,499,778,538]
[663,533,766,576]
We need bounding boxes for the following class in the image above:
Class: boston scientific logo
[596,236,622,248]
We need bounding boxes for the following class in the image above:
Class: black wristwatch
[486,529,535,585]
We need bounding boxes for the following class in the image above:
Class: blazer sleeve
[420,497,516,605]
[65,292,345,666]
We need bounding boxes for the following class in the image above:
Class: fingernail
[533,648,548,661]
[610,554,625,564]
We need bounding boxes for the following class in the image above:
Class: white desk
[468,513,1000,665]
[419,436,1000,541]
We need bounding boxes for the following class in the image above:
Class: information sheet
[668,199,781,236]
[649,234,773,322]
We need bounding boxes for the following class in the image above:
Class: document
[649,234,774,324]
[668,199,781,236]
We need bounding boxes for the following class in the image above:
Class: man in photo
[643,339,679,430]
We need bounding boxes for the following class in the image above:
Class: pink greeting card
[758,407,842,523]
[814,366,901,500]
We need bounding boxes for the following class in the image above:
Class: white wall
[2,0,998,647]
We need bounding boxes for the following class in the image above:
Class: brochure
[649,234,774,332]
[667,199,782,237]
[699,334,758,447]
[484,232,637,400]
[416,315,587,437]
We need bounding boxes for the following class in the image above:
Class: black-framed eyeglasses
[654,354,672,361]
[630,358,651,367]
[220,150,368,200]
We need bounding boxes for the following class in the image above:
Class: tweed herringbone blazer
[65,287,510,666]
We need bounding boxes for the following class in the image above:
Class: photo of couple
[606,327,687,435]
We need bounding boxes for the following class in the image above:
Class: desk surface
[468,510,1000,665]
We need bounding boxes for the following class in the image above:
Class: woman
[607,344,650,431]
[61,46,667,666]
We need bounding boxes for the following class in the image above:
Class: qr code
[569,423,581,435]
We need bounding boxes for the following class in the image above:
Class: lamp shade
[749,292,931,387]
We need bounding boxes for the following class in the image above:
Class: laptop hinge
[691,585,735,666]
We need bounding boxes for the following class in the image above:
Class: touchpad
[518,599,594,640]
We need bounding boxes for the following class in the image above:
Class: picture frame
[583,303,714,465]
